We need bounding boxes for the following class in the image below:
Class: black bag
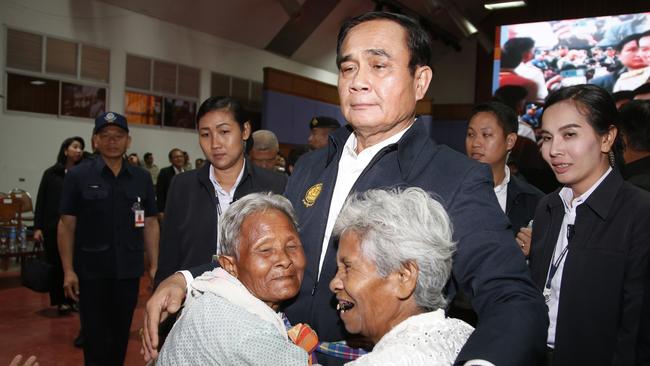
[21,256,53,293]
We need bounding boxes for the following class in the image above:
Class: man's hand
[9,355,38,366]
[141,272,187,362]
[63,270,79,302]
[33,230,43,243]
[516,227,532,257]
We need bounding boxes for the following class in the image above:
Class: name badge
[132,197,145,228]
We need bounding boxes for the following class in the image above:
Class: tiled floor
[0,269,151,366]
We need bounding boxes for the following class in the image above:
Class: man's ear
[395,261,418,300]
[218,255,238,278]
[414,65,433,101]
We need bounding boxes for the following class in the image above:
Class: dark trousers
[79,277,139,366]
[43,231,68,306]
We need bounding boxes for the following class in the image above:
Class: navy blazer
[529,170,650,365]
[506,174,544,234]
[282,121,547,365]
[156,165,177,212]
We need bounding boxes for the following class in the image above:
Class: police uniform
[60,113,157,366]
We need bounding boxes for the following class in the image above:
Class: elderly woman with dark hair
[157,193,311,366]
[329,187,474,365]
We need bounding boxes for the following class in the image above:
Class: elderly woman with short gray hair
[157,193,311,366]
[329,187,474,365]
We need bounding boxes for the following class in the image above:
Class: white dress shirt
[493,165,510,213]
[209,163,245,254]
[316,125,411,278]
[546,167,612,347]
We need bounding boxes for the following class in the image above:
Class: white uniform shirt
[208,163,245,254]
[494,165,510,213]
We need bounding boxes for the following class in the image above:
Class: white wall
[428,37,478,104]
[0,0,338,202]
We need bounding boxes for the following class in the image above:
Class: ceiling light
[29,80,46,86]
[484,1,527,10]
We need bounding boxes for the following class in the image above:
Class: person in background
[143,152,160,186]
[618,100,650,191]
[287,145,310,175]
[499,38,540,103]
[493,85,535,142]
[330,188,474,365]
[632,82,650,100]
[127,153,141,167]
[307,116,340,150]
[194,157,205,170]
[465,101,544,256]
[156,148,185,217]
[529,84,650,365]
[34,136,85,315]
[249,130,281,171]
[58,112,159,366]
[591,34,645,93]
[182,151,192,171]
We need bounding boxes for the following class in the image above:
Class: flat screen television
[493,12,650,103]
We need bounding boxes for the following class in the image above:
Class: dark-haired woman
[34,137,85,314]
[155,96,287,286]
[529,84,650,365]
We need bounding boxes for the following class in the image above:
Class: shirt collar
[209,160,246,195]
[558,167,612,211]
[494,165,511,194]
[342,122,413,161]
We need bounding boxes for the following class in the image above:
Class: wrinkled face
[540,101,614,196]
[307,127,332,150]
[329,231,403,343]
[249,149,278,171]
[619,40,645,70]
[639,36,650,66]
[65,140,84,163]
[233,210,306,310]
[169,149,185,169]
[198,109,249,172]
[94,126,130,160]
[465,111,516,172]
[337,20,430,140]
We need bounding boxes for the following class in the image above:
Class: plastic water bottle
[8,227,17,253]
[19,225,27,250]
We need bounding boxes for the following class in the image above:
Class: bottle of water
[19,225,27,250]
[8,227,17,253]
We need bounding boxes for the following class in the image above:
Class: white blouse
[346,310,474,366]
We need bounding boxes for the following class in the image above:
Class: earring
[608,150,615,167]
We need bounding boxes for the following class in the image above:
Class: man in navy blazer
[143,11,547,366]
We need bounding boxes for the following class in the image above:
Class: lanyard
[544,224,575,289]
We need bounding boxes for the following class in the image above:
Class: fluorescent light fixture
[484,1,527,10]
[29,80,46,86]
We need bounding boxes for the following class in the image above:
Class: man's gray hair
[219,192,298,258]
[252,130,279,152]
[333,187,456,311]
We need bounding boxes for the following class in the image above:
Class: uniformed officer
[58,112,159,366]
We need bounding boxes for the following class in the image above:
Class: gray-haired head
[252,130,279,152]
[333,187,455,311]
[219,192,298,258]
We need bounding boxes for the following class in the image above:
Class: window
[125,54,199,129]
[5,28,109,118]
[210,72,263,111]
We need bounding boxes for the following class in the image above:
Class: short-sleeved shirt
[60,157,157,279]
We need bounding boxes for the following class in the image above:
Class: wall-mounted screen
[494,12,650,102]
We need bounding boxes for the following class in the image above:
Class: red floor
[0,270,151,366]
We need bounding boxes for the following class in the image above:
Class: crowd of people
[26,10,650,366]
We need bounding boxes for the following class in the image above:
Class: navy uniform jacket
[155,160,287,286]
[529,170,650,365]
[506,174,544,234]
[60,157,157,279]
[283,121,548,365]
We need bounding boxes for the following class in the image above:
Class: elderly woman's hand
[516,227,532,257]
[141,272,187,362]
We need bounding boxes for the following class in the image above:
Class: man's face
[639,35,650,65]
[619,40,645,70]
[250,148,278,171]
[308,127,333,150]
[93,126,130,160]
[169,150,185,169]
[144,155,153,166]
[337,19,431,140]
